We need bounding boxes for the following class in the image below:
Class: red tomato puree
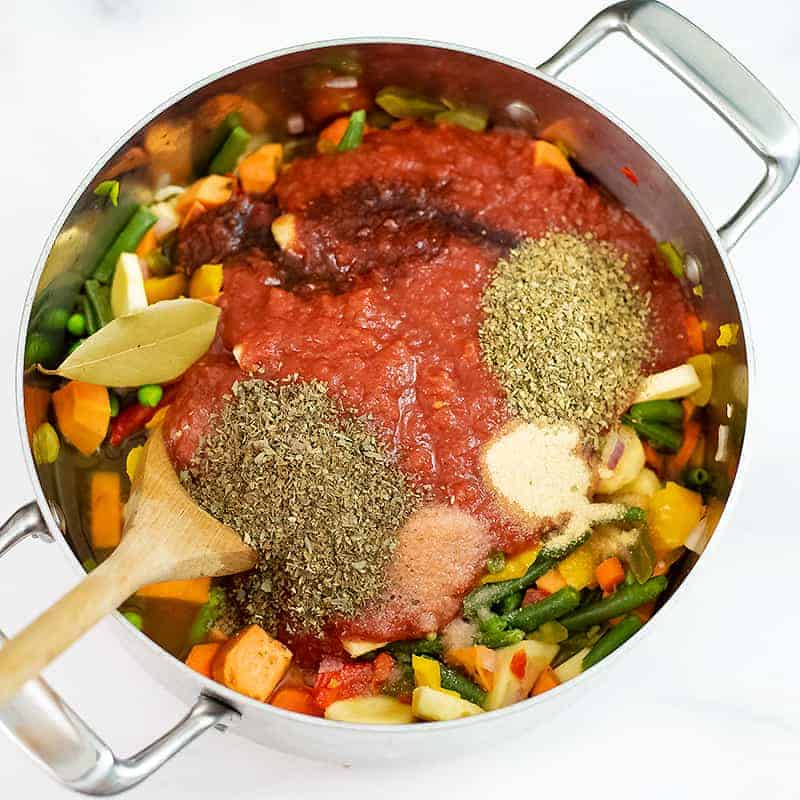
[164,125,690,655]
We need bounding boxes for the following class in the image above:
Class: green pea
[108,392,120,418]
[66,313,87,337]
[41,307,70,332]
[137,384,163,407]
[32,422,60,465]
[122,609,144,630]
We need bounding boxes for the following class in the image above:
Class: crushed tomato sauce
[164,124,691,662]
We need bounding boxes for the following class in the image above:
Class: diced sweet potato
[185,642,222,678]
[90,471,122,550]
[212,624,292,702]
[533,140,574,175]
[175,175,233,216]
[237,144,283,193]
[137,577,210,604]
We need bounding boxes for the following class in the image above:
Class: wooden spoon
[0,427,257,707]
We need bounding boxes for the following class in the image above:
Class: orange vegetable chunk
[52,381,111,456]
[270,686,322,716]
[531,666,560,696]
[176,175,233,216]
[23,385,50,444]
[90,471,122,550]
[212,624,293,702]
[595,557,625,593]
[238,144,283,193]
[536,568,567,594]
[533,140,574,175]
[137,577,210,605]
[185,642,222,678]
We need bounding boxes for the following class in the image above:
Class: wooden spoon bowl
[0,427,256,707]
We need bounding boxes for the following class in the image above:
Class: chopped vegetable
[125,445,143,482]
[23,385,51,446]
[683,467,710,492]
[144,273,188,304]
[527,620,568,645]
[92,206,158,284]
[685,314,705,355]
[90,471,122,549]
[32,422,60,465]
[52,380,111,455]
[559,576,667,631]
[648,482,704,551]
[557,543,599,590]
[326,695,414,724]
[480,547,538,584]
[622,414,682,453]
[535,568,568,594]
[271,213,297,251]
[270,686,321,716]
[582,615,643,669]
[633,364,701,403]
[484,640,558,710]
[137,577,210,604]
[93,180,120,207]
[341,637,387,657]
[657,241,684,278]
[337,109,367,152]
[67,313,87,337]
[716,323,740,348]
[121,609,144,629]
[687,354,713,406]
[137,384,163,408]
[412,687,483,721]
[434,106,489,132]
[110,253,148,318]
[531,666,560,696]
[185,642,222,678]
[84,280,114,328]
[533,140,574,175]
[446,646,496,691]
[208,125,251,174]
[596,425,645,494]
[175,175,234,216]
[375,86,446,119]
[211,624,292,702]
[195,111,243,174]
[412,654,443,690]
[595,557,625,593]
[439,663,487,706]
[189,263,224,300]
[503,587,581,632]
[317,117,352,153]
[628,400,683,426]
[53,299,220,387]
[237,143,283,194]
[134,227,158,258]
[187,586,226,647]
[553,647,589,682]
[109,403,157,446]
[665,417,701,477]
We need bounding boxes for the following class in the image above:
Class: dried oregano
[480,233,651,445]
[182,378,420,635]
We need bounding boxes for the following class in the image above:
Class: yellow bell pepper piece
[480,547,539,584]
[144,273,188,304]
[126,445,144,482]
[687,354,713,406]
[412,656,459,697]
[557,543,597,590]
[716,323,740,348]
[648,482,704,552]
[189,263,224,300]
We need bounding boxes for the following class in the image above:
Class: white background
[1,0,799,797]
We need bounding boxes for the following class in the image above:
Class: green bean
[433,107,488,132]
[657,241,684,278]
[375,86,447,119]
[80,294,100,335]
[92,205,158,283]
[582,615,643,669]
[337,109,366,152]
[386,636,442,660]
[628,399,683,426]
[187,586,226,647]
[24,332,58,368]
[622,414,682,452]
[503,587,581,633]
[84,280,113,328]
[209,125,251,175]
[683,467,710,491]
[439,663,487,707]
[499,589,523,615]
[463,557,553,619]
[478,627,524,649]
[41,307,70,332]
[559,576,667,631]
[551,626,603,667]
[621,506,646,525]
[195,112,241,173]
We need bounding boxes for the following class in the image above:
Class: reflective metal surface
[3,1,798,792]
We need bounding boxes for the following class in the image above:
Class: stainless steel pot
[2,2,797,794]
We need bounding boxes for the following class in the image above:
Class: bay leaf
[52,298,220,387]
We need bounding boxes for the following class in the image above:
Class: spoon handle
[0,535,157,707]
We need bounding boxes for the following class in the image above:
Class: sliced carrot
[685,314,705,355]
[90,471,122,550]
[447,646,496,691]
[271,686,322,716]
[666,419,701,477]
[185,642,222,678]
[533,140,574,175]
[175,175,233,216]
[137,577,210,605]
[52,381,110,456]
[179,200,209,229]
[207,627,229,643]
[237,143,283,193]
[23,385,50,444]
[531,666,560,696]
[212,624,293,702]
[135,226,158,258]
[642,440,664,475]
[536,568,568,594]
[633,601,656,623]
[595,557,625,593]
[317,117,351,153]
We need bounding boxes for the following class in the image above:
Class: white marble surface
[1,0,799,797]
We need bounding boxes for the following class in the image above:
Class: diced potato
[484,640,558,710]
[595,425,645,494]
[607,467,662,510]
[557,543,597,590]
[633,364,701,403]
[412,687,484,721]
[554,648,590,683]
[271,213,297,251]
[688,354,713,406]
[340,638,387,658]
[325,695,414,724]
[111,253,148,318]
[175,175,234,216]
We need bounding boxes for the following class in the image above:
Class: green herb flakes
[182,378,421,635]
[479,233,651,446]
[93,180,120,207]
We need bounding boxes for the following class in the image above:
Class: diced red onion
[607,438,626,470]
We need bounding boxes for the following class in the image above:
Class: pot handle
[538,0,800,249]
[0,503,239,795]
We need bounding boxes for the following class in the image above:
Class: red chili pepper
[510,651,528,680]
[109,403,157,446]
[620,166,639,185]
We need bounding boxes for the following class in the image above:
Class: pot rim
[13,35,755,734]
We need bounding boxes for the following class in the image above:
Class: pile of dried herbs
[181,378,421,635]
[480,233,651,446]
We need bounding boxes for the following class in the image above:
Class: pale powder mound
[343,504,489,640]
[482,421,624,553]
